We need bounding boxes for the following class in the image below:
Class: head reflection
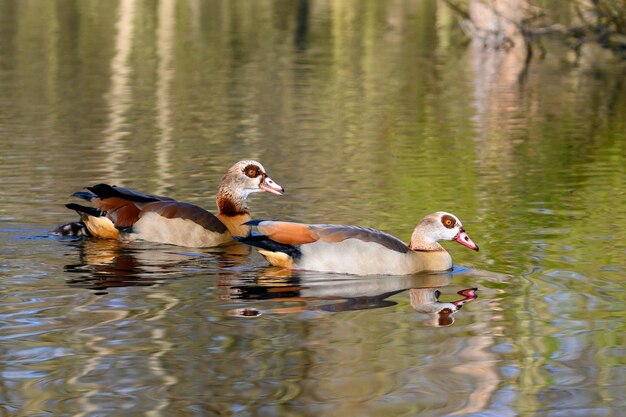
[409,287,478,327]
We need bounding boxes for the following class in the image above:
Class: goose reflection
[63,239,251,293]
[223,270,478,327]
[62,239,478,326]
[409,287,477,327]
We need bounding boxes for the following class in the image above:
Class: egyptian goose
[54,160,284,247]
[235,212,478,275]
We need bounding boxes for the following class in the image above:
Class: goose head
[224,160,284,196]
[409,212,479,252]
[217,160,284,215]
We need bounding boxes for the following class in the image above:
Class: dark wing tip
[87,184,160,203]
[71,191,96,201]
[235,234,271,242]
[234,234,302,259]
[86,183,113,193]
[243,219,265,226]
[65,203,103,217]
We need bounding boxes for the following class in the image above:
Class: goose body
[236,212,478,276]
[55,160,283,247]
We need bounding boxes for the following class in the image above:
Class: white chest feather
[132,212,231,247]
[297,239,452,276]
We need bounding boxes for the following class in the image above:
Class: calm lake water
[1,1,625,416]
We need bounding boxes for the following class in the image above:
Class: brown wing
[256,221,409,253]
[82,184,176,228]
[140,201,228,234]
[91,197,142,227]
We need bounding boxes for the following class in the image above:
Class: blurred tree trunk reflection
[445,0,626,61]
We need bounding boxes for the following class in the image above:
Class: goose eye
[243,164,261,178]
[441,214,456,229]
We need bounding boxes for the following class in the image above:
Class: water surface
[1,1,624,416]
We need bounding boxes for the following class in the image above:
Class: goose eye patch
[441,215,456,229]
[243,165,262,178]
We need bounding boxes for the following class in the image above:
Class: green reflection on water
[0,1,624,416]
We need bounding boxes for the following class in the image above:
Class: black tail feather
[65,203,104,218]
[52,221,91,237]
[71,191,96,201]
[234,235,302,259]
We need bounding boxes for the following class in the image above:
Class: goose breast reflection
[236,212,479,276]
[224,272,478,327]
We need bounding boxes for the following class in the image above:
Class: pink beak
[259,176,284,195]
[451,288,478,309]
[453,228,479,251]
